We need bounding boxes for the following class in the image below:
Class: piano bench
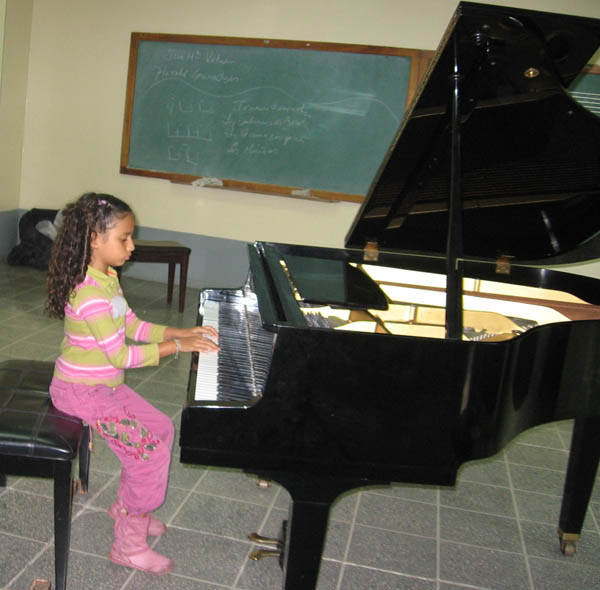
[0,359,91,590]
[120,239,191,313]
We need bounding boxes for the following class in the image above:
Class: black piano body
[180,3,600,589]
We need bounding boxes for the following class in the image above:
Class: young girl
[46,192,219,575]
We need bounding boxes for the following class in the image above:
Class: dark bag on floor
[7,208,59,270]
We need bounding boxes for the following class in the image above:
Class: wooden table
[123,240,191,312]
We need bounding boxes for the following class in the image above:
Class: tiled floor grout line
[0,324,46,349]
[161,571,232,588]
[504,451,536,590]
[167,465,209,527]
[2,263,600,589]
[436,486,441,590]
[328,557,440,587]
[437,503,551,521]
[231,483,283,588]
[335,490,362,590]
[4,529,52,589]
[115,468,216,588]
[72,471,120,519]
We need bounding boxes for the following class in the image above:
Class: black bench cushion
[0,360,84,461]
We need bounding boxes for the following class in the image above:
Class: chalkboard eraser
[291,188,312,199]
[191,177,224,188]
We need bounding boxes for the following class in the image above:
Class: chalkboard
[120,34,431,203]
[569,65,600,118]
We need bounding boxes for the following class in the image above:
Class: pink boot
[109,512,173,575]
[109,499,167,536]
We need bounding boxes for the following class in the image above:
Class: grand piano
[180,3,600,589]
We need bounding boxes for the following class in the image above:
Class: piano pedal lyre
[248,532,282,560]
[249,548,281,561]
[248,532,280,545]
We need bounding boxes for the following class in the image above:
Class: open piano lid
[345,2,600,262]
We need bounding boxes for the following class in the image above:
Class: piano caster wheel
[257,479,271,489]
[558,530,579,557]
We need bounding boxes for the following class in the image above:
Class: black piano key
[197,288,275,404]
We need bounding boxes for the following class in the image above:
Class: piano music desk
[123,240,191,312]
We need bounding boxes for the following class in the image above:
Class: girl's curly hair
[46,192,132,318]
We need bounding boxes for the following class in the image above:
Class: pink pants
[49,377,174,515]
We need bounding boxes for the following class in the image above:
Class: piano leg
[557,415,600,556]
[251,472,386,590]
[280,493,332,590]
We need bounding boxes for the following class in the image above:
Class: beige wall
[0,0,597,259]
[12,0,600,250]
[0,0,32,212]
[0,1,5,86]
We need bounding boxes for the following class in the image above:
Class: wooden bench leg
[167,262,175,305]
[54,460,75,590]
[179,255,189,313]
[77,425,91,493]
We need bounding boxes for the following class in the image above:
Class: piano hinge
[495,254,513,275]
[364,241,379,262]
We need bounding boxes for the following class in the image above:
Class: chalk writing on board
[124,37,414,196]
[157,86,396,160]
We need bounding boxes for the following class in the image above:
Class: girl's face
[89,212,135,274]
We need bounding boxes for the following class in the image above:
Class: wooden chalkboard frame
[120,33,432,203]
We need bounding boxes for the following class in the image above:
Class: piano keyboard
[193,288,275,403]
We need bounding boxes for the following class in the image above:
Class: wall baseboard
[124,226,250,290]
[1,208,250,289]
[0,209,20,259]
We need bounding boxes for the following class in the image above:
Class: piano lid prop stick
[445,32,465,340]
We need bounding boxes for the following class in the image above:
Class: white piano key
[194,300,220,400]
[194,290,274,403]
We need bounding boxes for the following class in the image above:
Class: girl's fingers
[189,325,219,340]
[202,326,218,339]
[196,337,220,352]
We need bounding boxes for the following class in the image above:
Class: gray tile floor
[1,261,599,590]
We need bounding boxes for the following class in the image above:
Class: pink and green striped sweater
[54,266,167,386]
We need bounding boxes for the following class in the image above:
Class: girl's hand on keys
[186,325,219,342]
[180,334,220,353]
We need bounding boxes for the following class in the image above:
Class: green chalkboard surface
[120,34,430,202]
